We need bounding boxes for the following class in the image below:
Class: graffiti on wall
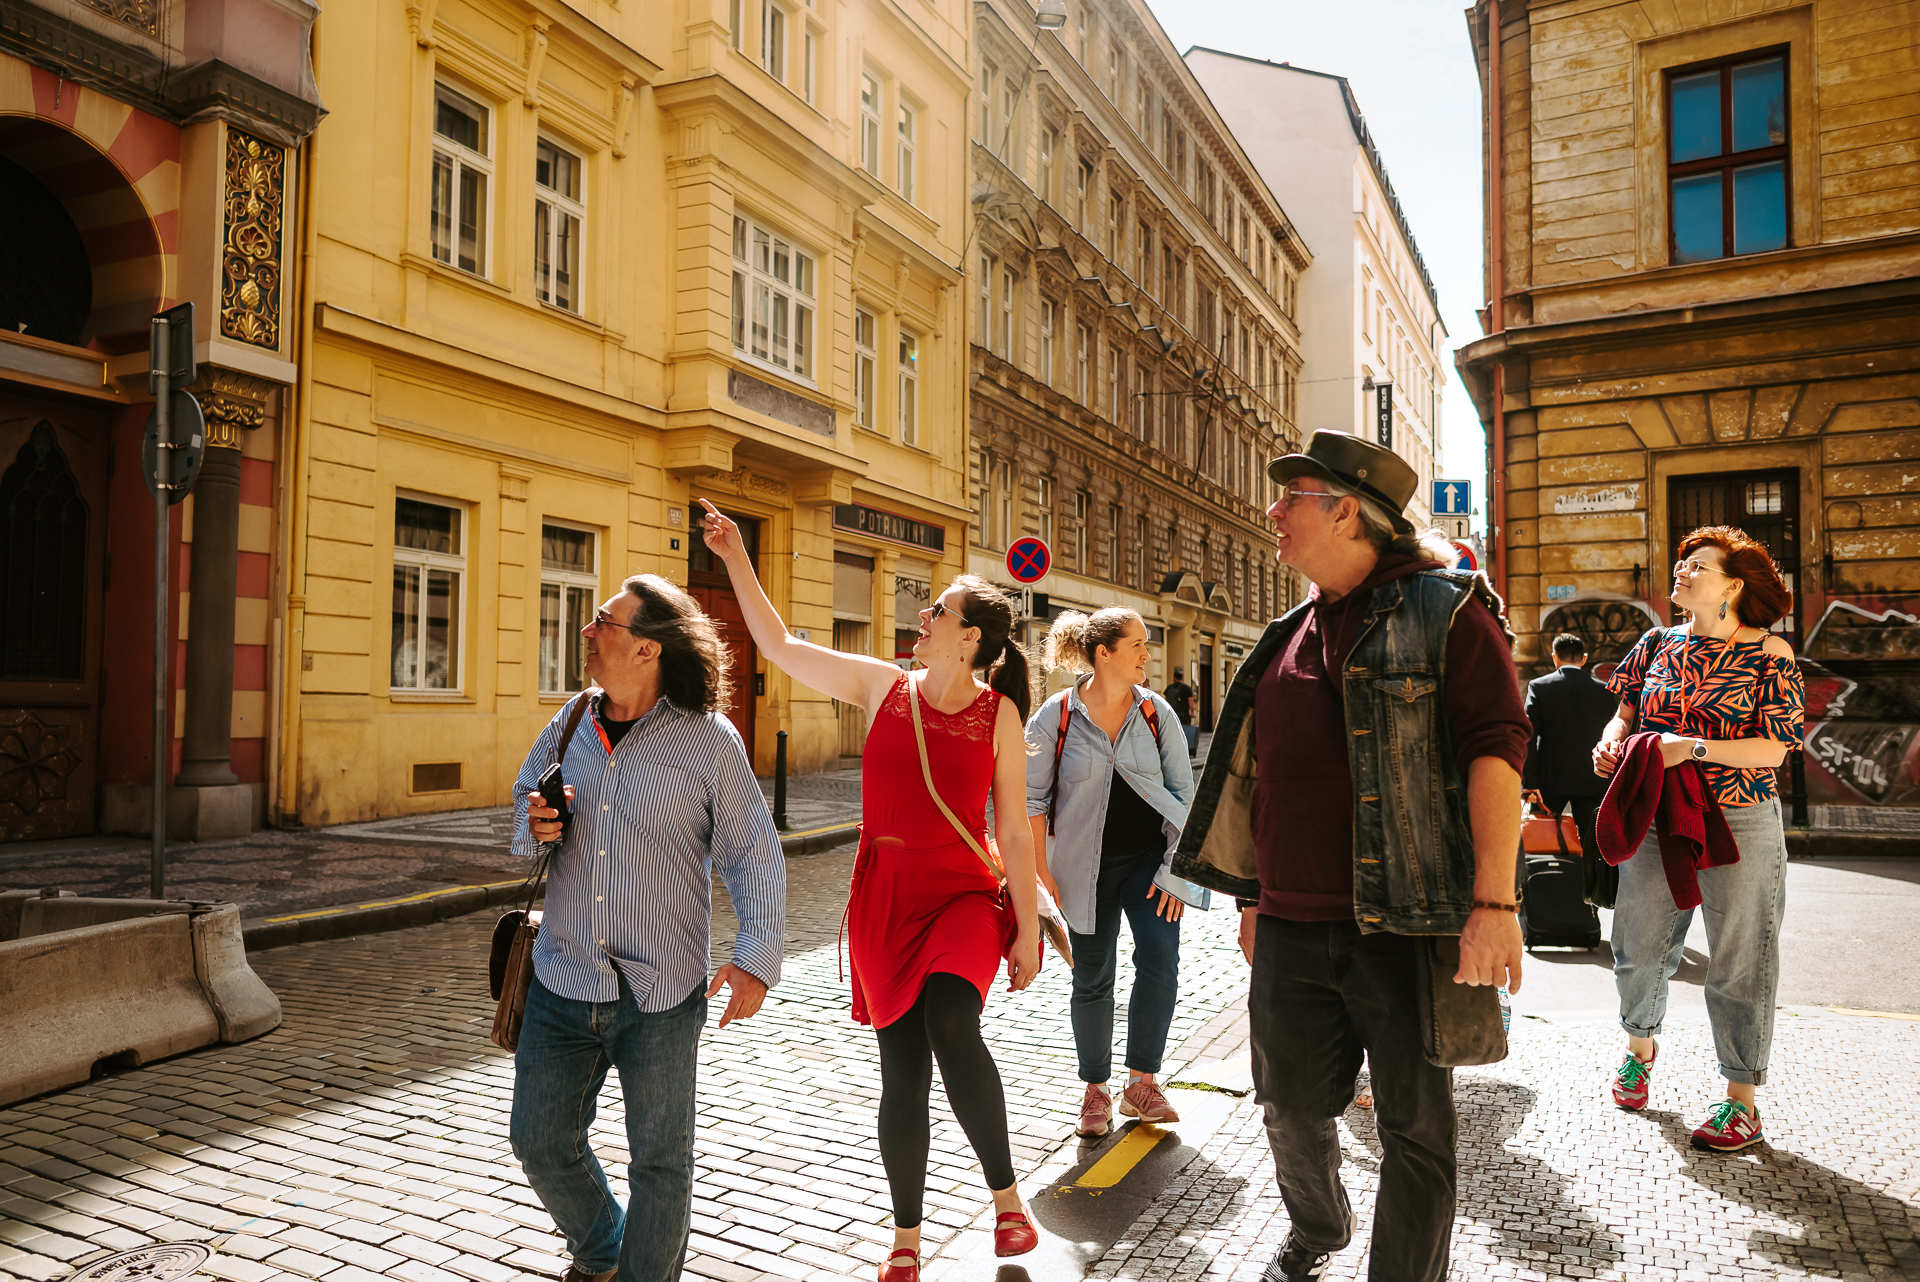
[1797,597,1920,808]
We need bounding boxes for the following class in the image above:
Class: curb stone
[239,822,859,951]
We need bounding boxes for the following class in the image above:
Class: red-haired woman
[1592,526,1804,1153]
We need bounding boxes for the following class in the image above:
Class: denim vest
[1171,568,1506,935]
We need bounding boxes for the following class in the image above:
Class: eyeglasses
[1672,559,1727,580]
[592,607,639,635]
[1273,484,1335,510]
[928,601,974,626]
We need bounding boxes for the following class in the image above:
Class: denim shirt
[1172,570,1508,935]
[1024,679,1195,934]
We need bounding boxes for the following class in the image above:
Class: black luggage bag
[1518,807,1602,951]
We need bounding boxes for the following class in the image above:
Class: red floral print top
[1606,625,1806,807]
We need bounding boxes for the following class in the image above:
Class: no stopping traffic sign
[1006,537,1051,584]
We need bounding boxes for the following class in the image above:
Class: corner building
[1458,0,1920,823]
[0,0,321,842]
[965,0,1310,728]
[288,0,970,824]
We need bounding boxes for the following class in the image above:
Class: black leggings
[874,972,1016,1228]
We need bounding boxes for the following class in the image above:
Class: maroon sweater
[1252,553,1531,921]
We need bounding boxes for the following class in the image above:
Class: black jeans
[1247,916,1456,1282]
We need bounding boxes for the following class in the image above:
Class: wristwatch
[1691,739,1709,760]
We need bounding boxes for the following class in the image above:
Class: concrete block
[0,901,281,1106]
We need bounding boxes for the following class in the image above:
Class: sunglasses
[928,601,974,626]
[1273,484,1335,510]
[1672,559,1727,580]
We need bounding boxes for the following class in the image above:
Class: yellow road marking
[1828,1005,1920,1021]
[782,821,858,840]
[265,880,525,923]
[1074,1124,1166,1189]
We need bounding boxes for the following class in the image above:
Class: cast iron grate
[67,1245,212,1282]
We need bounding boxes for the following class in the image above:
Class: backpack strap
[556,688,597,765]
[1138,688,1161,746]
[1047,695,1072,836]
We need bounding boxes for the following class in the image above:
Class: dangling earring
[1718,600,1728,621]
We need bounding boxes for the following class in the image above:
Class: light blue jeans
[1611,794,1788,1085]
[510,975,706,1281]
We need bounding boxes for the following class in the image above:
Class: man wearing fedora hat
[1170,430,1530,1281]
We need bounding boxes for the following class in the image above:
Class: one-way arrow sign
[1432,479,1471,516]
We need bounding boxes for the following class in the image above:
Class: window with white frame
[860,74,881,174]
[999,80,1018,159]
[996,461,1013,550]
[1107,190,1122,261]
[1076,323,1090,402]
[897,328,918,444]
[804,26,817,102]
[1135,513,1149,589]
[977,63,996,143]
[760,0,786,81]
[977,254,993,347]
[1136,77,1151,136]
[731,213,816,378]
[1074,5,1088,62]
[431,84,491,275]
[1075,490,1089,571]
[1107,344,1122,421]
[976,450,991,543]
[539,523,597,695]
[392,496,464,692]
[1040,299,1055,387]
[1106,41,1122,100]
[1077,159,1093,235]
[997,269,1015,360]
[534,138,583,313]
[896,103,915,203]
[1106,503,1119,581]
[1039,127,1055,202]
[1037,476,1054,549]
[854,307,876,429]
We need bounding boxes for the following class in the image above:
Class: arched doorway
[0,117,165,840]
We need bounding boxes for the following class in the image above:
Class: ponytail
[951,573,1033,722]
[1040,607,1141,675]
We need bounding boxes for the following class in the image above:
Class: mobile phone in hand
[535,763,571,829]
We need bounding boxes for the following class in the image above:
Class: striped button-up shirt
[510,691,785,1012]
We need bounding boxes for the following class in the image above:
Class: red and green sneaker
[1691,1099,1764,1152]
[1610,1043,1657,1111]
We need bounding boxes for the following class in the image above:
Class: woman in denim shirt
[1026,608,1197,1137]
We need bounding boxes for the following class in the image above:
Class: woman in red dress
[698,501,1042,1281]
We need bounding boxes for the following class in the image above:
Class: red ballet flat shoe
[878,1247,919,1281]
[994,1210,1039,1257]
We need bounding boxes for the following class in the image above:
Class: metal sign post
[148,303,195,898]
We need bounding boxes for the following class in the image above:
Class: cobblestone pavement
[0,768,864,923]
[1099,1009,1920,1281]
[0,838,1254,1282]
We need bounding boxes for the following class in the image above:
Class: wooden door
[0,395,110,841]
[1669,469,1801,646]
[689,584,758,754]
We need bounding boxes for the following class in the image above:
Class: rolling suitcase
[1518,806,1602,950]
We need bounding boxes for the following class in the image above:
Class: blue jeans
[1611,794,1788,1086]
[510,975,706,1281]
[1068,856,1180,1082]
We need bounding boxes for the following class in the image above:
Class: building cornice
[0,0,325,144]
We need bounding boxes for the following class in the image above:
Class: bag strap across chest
[906,674,1007,888]
[1046,685,1161,836]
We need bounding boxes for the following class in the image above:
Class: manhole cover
[68,1245,211,1282]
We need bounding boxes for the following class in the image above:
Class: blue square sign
[1432,479,1471,516]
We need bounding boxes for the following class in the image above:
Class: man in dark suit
[1523,633,1621,906]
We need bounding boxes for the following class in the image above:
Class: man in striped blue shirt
[510,573,786,1282]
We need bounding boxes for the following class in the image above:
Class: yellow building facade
[283,0,973,825]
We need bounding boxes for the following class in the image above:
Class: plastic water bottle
[1498,985,1512,1034]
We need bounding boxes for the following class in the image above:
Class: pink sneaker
[1076,1082,1112,1137]
[1120,1076,1180,1123]
[1691,1099,1765,1152]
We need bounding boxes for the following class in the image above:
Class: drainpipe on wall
[278,17,321,825]
[1486,0,1508,609]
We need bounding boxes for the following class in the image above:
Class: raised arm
[698,498,905,711]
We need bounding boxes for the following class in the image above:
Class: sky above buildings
[1162,0,1489,514]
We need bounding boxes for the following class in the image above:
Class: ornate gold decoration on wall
[194,367,276,449]
[222,130,286,350]
[81,0,159,37]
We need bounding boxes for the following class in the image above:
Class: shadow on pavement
[1521,942,1709,988]
[1344,1076,1626,1273]
[1648,1109,1920,1273]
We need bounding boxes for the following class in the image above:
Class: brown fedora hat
[1268,430,1417,535]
